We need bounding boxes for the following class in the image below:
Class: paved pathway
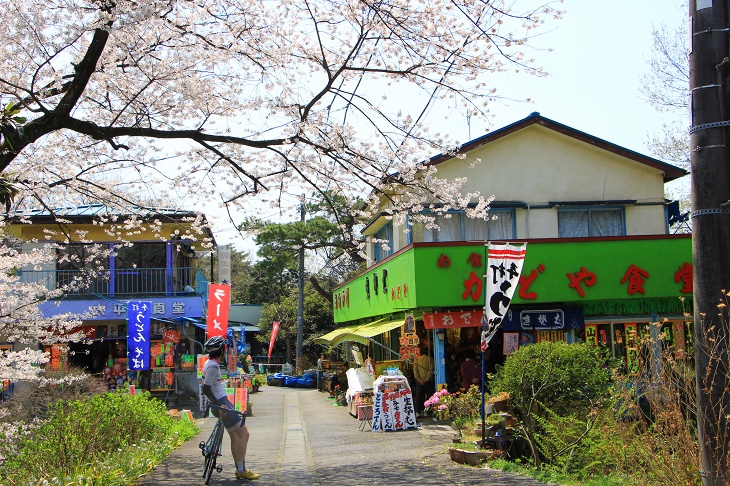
[137,385,550,485]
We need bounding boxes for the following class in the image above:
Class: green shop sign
[333,235,692,323]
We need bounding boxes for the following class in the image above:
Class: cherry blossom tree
[0,0,562,382]
[0,232,85,381]
[0,0,561,216]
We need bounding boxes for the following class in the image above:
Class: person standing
[460,348,482,391]
[317,353,325,391]
[414,339,435,416]
[202,336,260,482]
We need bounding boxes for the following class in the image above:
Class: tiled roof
[12,203,200,218]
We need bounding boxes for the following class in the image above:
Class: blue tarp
[268,372,317,388]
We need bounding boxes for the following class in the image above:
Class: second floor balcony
[17,267,209,298]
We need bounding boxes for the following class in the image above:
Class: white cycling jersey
[202,359,227,403]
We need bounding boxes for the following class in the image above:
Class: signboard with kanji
[503,332,520,355]
[333,235,692,323]
[127,301,152,371]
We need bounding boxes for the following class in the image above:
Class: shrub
[490,341,617,468]
[253,373,268,388]
[442,385,481,421]
[0,390,198,484]
[607,326,700,486]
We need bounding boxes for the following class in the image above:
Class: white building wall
[366,122,674,256]
[435,126,666,208]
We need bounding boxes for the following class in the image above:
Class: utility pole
[689,1,730,484]
[296,196,305,374]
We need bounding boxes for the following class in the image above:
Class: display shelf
[150,368,174,391]
[348,391,374,417]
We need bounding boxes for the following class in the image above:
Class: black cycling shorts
[212,396,243,430]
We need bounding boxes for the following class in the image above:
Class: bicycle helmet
[204,335,226,354]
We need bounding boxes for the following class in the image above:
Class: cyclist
[202,335,260,481]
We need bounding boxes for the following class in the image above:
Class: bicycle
[199,404,246,485]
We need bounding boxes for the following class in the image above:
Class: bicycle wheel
[202,420,222,482]
[205,420,225,485]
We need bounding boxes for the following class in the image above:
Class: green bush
[490,341,617,468]
[0,391,198,484]
[491,341,616,414]
[253,373,268,388]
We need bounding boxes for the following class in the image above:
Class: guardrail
[16,267,207,297]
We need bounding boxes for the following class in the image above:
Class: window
[420,210,515,242]
[373,328,399,362]
[115,243,166,269]
[586,321,692,375]
[373,224,393,262]
[465,211,514,240]
[56,244,110,294]
[586,322,650,371]
[57,244,109,271]
[113,243,167,294]
[424,213,462,242]
[558,208,624,238]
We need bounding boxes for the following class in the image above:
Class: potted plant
[486,391,510,412]
[424,388,450,421]
[252,374,267,392]
[451,416,474,442]
[448,438,503,466]
[333,384,347,406]
[474,412,506,437]
[485,413,507,428]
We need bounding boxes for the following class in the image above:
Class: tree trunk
[285,334,292,365]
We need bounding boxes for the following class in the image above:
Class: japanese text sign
[482,243,527,350]
[423,310,482,329]
[127,301,152,371]
[503,332,520,355]
[371,376,417,432]
[162,329,180,344]
[520,309,564,330]
[206,283,230,339]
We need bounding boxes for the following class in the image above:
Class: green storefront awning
[333,236,694,323]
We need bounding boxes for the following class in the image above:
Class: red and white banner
[424,310,483,329]
[268,321,280,359]
[482,243,527,350]
[206,283,230,339]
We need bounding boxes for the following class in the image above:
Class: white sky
[454,0,687,152]
[211,0,689,254]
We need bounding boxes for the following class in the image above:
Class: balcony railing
[16,267,208,297]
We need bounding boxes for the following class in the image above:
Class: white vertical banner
[218,245,231,285]
[482,243,527,350]
[370,376,418,432]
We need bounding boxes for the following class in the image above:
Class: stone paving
[137,385,550,485]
